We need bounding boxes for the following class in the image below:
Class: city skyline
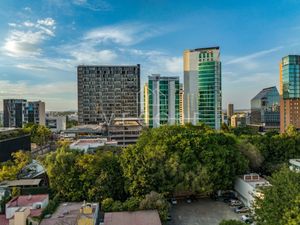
[2,0,300,111]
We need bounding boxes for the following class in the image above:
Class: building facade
[280,55,300,133]
[45,116,66,132]
[144,75,180,128]
[231,114,246,128]
[3,99,45,128]
[183,47,222,129]
[251,87,280,129]
[3,99,27,128]
[179,85,184,125]
[25,101,45,126]
[227,103,234,125]
[78,65,141,125]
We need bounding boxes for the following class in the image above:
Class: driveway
[168,198,242,225]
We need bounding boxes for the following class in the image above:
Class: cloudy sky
[1,0,300,111]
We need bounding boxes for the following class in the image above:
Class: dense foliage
[121,125,248,196]
[0,151,31,182]
[23,123,51,146]
[238,126,300,174]
[42,147,126,202]
[0,129,29,141]
[254,166,300,225]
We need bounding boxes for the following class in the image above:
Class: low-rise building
[70,138,118,153]
[231,114,246,128]
[62,118,143,147]
[40,202,99,225]
[46,116,66,132]
[289,159,300,172]
[0,128,31,162]
[4,194,49,225]
[104,210,162,225]
[234,173,270,208]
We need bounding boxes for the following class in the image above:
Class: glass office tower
[144,74,180,128]
[184,47,222,129]
[280,55,300,132]
[251,87,280,128]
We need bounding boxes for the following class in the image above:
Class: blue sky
[1,0,300,111]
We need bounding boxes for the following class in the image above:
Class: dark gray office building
[251,86,280,128]
[77,65,141,124]
[3,99,27,128]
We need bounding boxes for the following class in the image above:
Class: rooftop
[0,179,42,187]
[40,202,99,225]
[104,210,162,225]
[188,46,220,52]
[251,86,279,101]
[6,194,48,208]
[239,173,270,188]
[290,159,300,167]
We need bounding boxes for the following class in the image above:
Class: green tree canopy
[121,125,248,196]
[255,166,300,225]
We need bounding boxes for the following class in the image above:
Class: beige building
[40,202,99,225]
[231,114,246,128]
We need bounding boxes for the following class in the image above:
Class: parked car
[241,215,254,224]
[229,200,243,206]
[235,206,250,213]
[186,197,192,203]
[171,198,177,205]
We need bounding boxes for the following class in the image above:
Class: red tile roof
[0,214,9,225]
[7,194,48,208]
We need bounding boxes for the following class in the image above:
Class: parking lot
[168,198,242,225]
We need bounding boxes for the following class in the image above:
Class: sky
[1,0,300,111]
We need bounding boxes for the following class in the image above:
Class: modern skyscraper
[280,55,300,133]
[144,74,180,128]
[179,85,184,125]
[251,87,280,129]
[25,101,46,126]
[227,103,234,123]
[77,65,141,124]
[144,83,149,126]
[3,99,27,128]
[183,47,222,129]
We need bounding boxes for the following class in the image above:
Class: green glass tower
[184,47,222,129]
[144,75,180,128]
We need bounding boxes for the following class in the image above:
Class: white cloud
[3,18,56,57]
[84,23,163,46]
[72,0,112,11]
[23,21,35,27]
[37,18,56,26]
[8,23,17,27]
[0,80,77,111]
[24,7,32,12]
[225,46,283,65]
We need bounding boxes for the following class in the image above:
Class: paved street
[168,198,241,225]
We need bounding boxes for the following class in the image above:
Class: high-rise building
[251,87,280,129]
[183,47,222,129]
[144,83,149,126]
[280,55,300,133]
[77,65,141,124]
[3,99,27,128]
[179,85,184,125]
[227,103,234,123]
[25,101,46,126]
[3,99,46,128]
[144,74,180,128]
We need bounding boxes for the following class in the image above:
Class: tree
[0,151,31,182]
[219,220,245,225]
[121,125,248,197]
[237,139,264,172]
[42,147,83,201]
[139,191,170,222]
[254,166,300,225]
[282,195,300,225]
[23,123,51,146]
